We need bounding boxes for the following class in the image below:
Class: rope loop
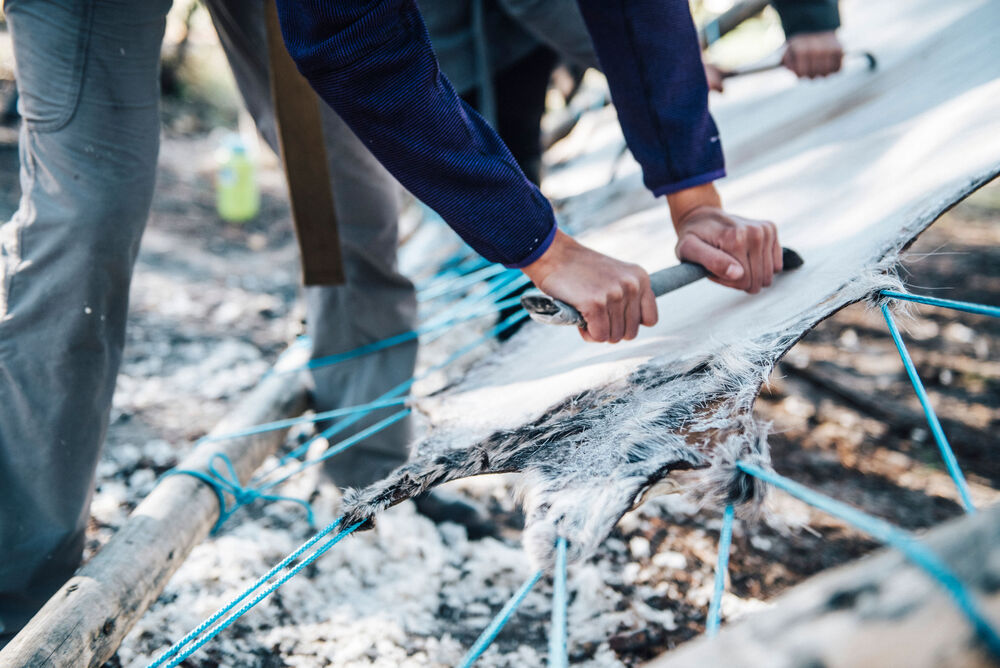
[164,452,315,533]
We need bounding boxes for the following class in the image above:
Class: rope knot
[164,453,315,533]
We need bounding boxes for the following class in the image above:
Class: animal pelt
[341,353,777,567]
[341,266,912,568]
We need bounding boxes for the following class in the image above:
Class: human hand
[521,229,658,343]
[704,61,725,93]
[781,31,844,79]
[667,183,781,294]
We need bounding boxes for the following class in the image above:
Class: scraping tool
[520,247,803,328]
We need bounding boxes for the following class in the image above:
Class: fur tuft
[688,420,772,521]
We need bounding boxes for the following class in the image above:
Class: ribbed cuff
[503,222,558,269]
[651,168,726,198]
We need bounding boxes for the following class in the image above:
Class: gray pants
[0,0,415,644]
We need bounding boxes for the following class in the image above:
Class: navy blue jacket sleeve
[275,0,557,268]
[276,0,725,266]
[575,0,725,196]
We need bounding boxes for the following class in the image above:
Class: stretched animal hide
[345,0,1000,567]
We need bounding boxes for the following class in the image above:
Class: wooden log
[0,344,311,668]
[645,502,1000,668]
[698,0,771,48]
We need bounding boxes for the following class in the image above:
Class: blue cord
[255,409,412,492]
[418,263,510,302]
[881,304,975,513]
[706,504,735,636]
[422,273,527,327]
[548,537,569,668]
[252,310,531,487]
[458,569,543,668]
[149,519,362,668]
[197,395,411,445]
[147,517,347,668]
[282,294,523,375]
[163,453,315,533]
[248,309,531,490]
[881,290,1000,318]
[737,461,1000,656]
[151,251,536,664]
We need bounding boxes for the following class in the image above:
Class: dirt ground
[0,40,997,668]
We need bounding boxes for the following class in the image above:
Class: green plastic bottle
[216,135,260,223]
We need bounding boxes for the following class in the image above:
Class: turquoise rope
[147,517,347,668]
[737,461,1000,656]
[881,303,976,513]
[255,409,412,492]
[228,310,530,523]
[151,255,535,664]
[149,519,362,668]
[418,263,510,302]
[422,272,527,327]
[201,290,523,457]
[197,395,411,445]
[457,569,543,668]
[282,307,530,470]
[163,453,315,532]
[548,537,569,668]
[253,310,530,487]
[881,290,1000,318]
[288,295,523,375]
[706,504,735,636]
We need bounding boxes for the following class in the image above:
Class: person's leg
[492,45,559,185]
[0,0,169,644]
[205,1,417,489]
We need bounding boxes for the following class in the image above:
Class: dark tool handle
[720,50,878,79]
[521,247,803,328]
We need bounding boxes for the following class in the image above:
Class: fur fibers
[342,267,909,568]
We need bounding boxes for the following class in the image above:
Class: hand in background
[668,183,782,294]
[782,31,844,79]
[521,229,658,343]
[704,61,725,93]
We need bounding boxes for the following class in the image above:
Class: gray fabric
[205,0,417,489]
[421,0,597,96]
[0,0,171,644]
[0,0,414,644]
[494,0,598,70]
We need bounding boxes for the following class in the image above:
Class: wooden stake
[645,503,1000,668]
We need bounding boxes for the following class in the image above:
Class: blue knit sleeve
[275,0,557,268]
[575,0,726,196]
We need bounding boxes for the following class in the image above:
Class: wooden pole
[0,345,310,668]
[645,503,1000,668]
[698,0,771,48]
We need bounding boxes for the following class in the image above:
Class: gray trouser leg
[205,2,417,489]
[0,0,169,644]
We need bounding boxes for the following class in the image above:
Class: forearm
[666,182,722,227]
[574,0,725,197]
[275,0,556,267]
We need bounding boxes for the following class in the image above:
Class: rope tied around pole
[163,452,315,533]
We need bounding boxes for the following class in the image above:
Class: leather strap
[264,0,345,286]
